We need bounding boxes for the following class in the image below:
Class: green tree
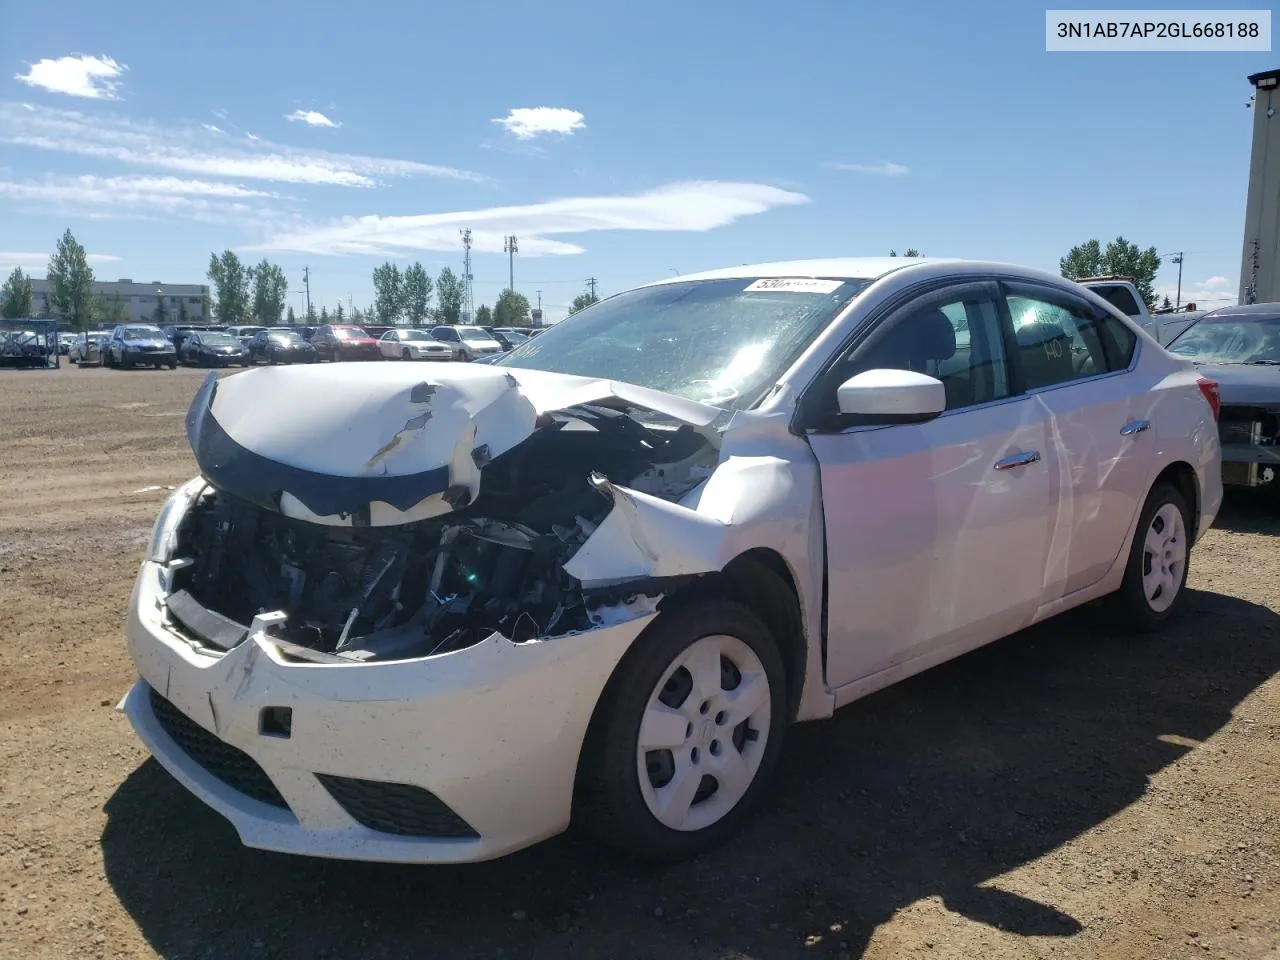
[152,292,169,325]
[1161,295,1173,311]
[251,259,288,325]
[207,250,251,324]
[1060,236,1161,308]
[178,299,189,324]
[435,267,464,324]
[320,305,330,323]
[473,304,492,326]
[888,249,923,257]
[402,262,434,325]
[372,262,404,324]
[335,303,345,322]
[201,291,211,319]
[94,293,129,326]
[287,305,297,325]
[47,229,96,329]
[1,267,35,318]
[493,289,531,327]
[569,290,599,315]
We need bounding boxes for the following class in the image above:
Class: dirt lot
[0,363,1276,960]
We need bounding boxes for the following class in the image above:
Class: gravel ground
[0,364,1276,960]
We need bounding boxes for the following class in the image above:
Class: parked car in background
[69,331,110,366]
[491,327,531,348]
[430,325,505,361]
[310,324,382,362]
[247,328,318,365]
[122,257,1220,867]
[58,332,76,355]
[0,329,52,368]
[227,325,267,346]
[104,325,177,369]
[180,331,252,368]
[1077,277,1202,347]
[378,328,454,361]
[164,324,229,354]
[1166,302,1280,490]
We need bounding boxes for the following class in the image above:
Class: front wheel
[1108,482,1192,631]
[576,599,786,861]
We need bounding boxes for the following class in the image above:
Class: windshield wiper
[1242,359,1280,366]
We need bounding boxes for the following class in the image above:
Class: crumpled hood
[1195,362,1280,406]
[187,363,724,526]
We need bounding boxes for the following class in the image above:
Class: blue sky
[0,0,1273,320]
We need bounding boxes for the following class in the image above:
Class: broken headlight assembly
[146,478,208,564]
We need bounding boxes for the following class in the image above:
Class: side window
[842,288,1011,412]
[1004,290,1109,389]
[1097,311,1138,369]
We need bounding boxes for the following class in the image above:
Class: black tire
[575,599,787,861]
[168,361,177,370]
[1108,482,1192,632]
[402,348,411,361]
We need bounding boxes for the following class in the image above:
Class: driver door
[805,281,1055,689]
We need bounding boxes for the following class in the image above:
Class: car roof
[1202,302,1280,320]
[643,257,942,287]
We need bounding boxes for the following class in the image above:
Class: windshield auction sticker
[1046,10,1271,50]
[743,278,844,294]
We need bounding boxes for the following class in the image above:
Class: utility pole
[1170,252,1184,309]
[460,229,474,323]
[536,290,542,311]
[302,265,312,322]
[586,277,598,300]
[504,235,518,292]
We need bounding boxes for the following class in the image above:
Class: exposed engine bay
[167,404,718,662]
[1218,404,1280,488]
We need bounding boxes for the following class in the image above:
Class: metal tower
[460,229,474,323]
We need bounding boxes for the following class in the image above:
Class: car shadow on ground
[101,585,1280,960]
[1212,489,1280,536]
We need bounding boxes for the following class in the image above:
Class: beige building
[29,277,209,325]
[1241,68,1280,305]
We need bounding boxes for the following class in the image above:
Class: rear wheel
[577,600,786,861]
[402,348,411,361]
[1109,482,1191,631]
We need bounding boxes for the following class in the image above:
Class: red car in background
[309,324,382,362]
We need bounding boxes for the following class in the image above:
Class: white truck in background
[1078,276,1205,347]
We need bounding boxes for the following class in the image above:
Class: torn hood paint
[186,364,725,526]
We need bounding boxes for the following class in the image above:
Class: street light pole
[1171,252,1184,309]
[504,235,518,292]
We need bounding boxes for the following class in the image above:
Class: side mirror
[836,369,946,425]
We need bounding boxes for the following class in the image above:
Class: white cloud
[250,180,809,257]
[15,55,126,100]
[202,123,224,134]
[1154,275,1238,308]
[0,174,289,228]
[0,251,120,274]
[0,101,482,187]
[492,107,585,140]
[826,160,910,177]
[286,109,341,128]
[245,132,260,141]
[212,108,228,120]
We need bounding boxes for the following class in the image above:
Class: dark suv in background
[104,324,178,369]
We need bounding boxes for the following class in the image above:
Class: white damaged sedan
[122,258,1222,864]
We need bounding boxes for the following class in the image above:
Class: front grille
[148,685,289,809]
[317,775,479,838]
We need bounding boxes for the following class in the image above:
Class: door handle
[994,450,1041,471]
[1120,419,1151,436]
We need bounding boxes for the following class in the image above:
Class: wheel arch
[1152,460,1200,545]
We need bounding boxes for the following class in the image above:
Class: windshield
[270,332,302,343]
[499,277,868,406]
[200,333,240,347]
[1168,314,1280,364]
[457,327,493,342]
[121,327,161,341]
[503,331,530,344]
[401,330,433,341]
[237,327,266,337]
[334,327,369,339]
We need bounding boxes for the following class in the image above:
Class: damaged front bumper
[1218,407,1280,488]
[123,558,654,863]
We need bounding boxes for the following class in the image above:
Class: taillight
[1196,377,1221,421]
